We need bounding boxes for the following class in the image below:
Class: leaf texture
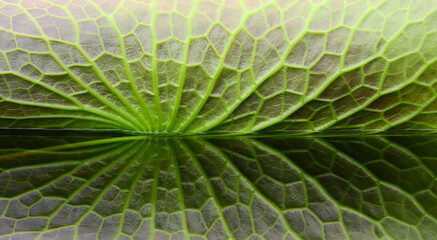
[1,135,437,239]
[0,0,436,134]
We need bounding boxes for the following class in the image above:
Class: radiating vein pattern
[0,135,437,239]
[0,0,436,134]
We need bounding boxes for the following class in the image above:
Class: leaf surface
[0,0,436,134]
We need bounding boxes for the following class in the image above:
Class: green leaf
[0,0,436,134]
[1,135,437,239]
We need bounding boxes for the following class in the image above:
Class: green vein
[9,3,145,131]
[149,0,165,132]
[182,140,235,239]
[33,140,139,238]
[114,141,151,240]
[72,141,144,238]
[165,1,200,132]
[102,0,154,132]
[199,139,303,240]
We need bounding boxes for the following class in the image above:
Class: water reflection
[0,135,436,239]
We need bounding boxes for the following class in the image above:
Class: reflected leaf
[0,1,436,134]
[0,136,437,239]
